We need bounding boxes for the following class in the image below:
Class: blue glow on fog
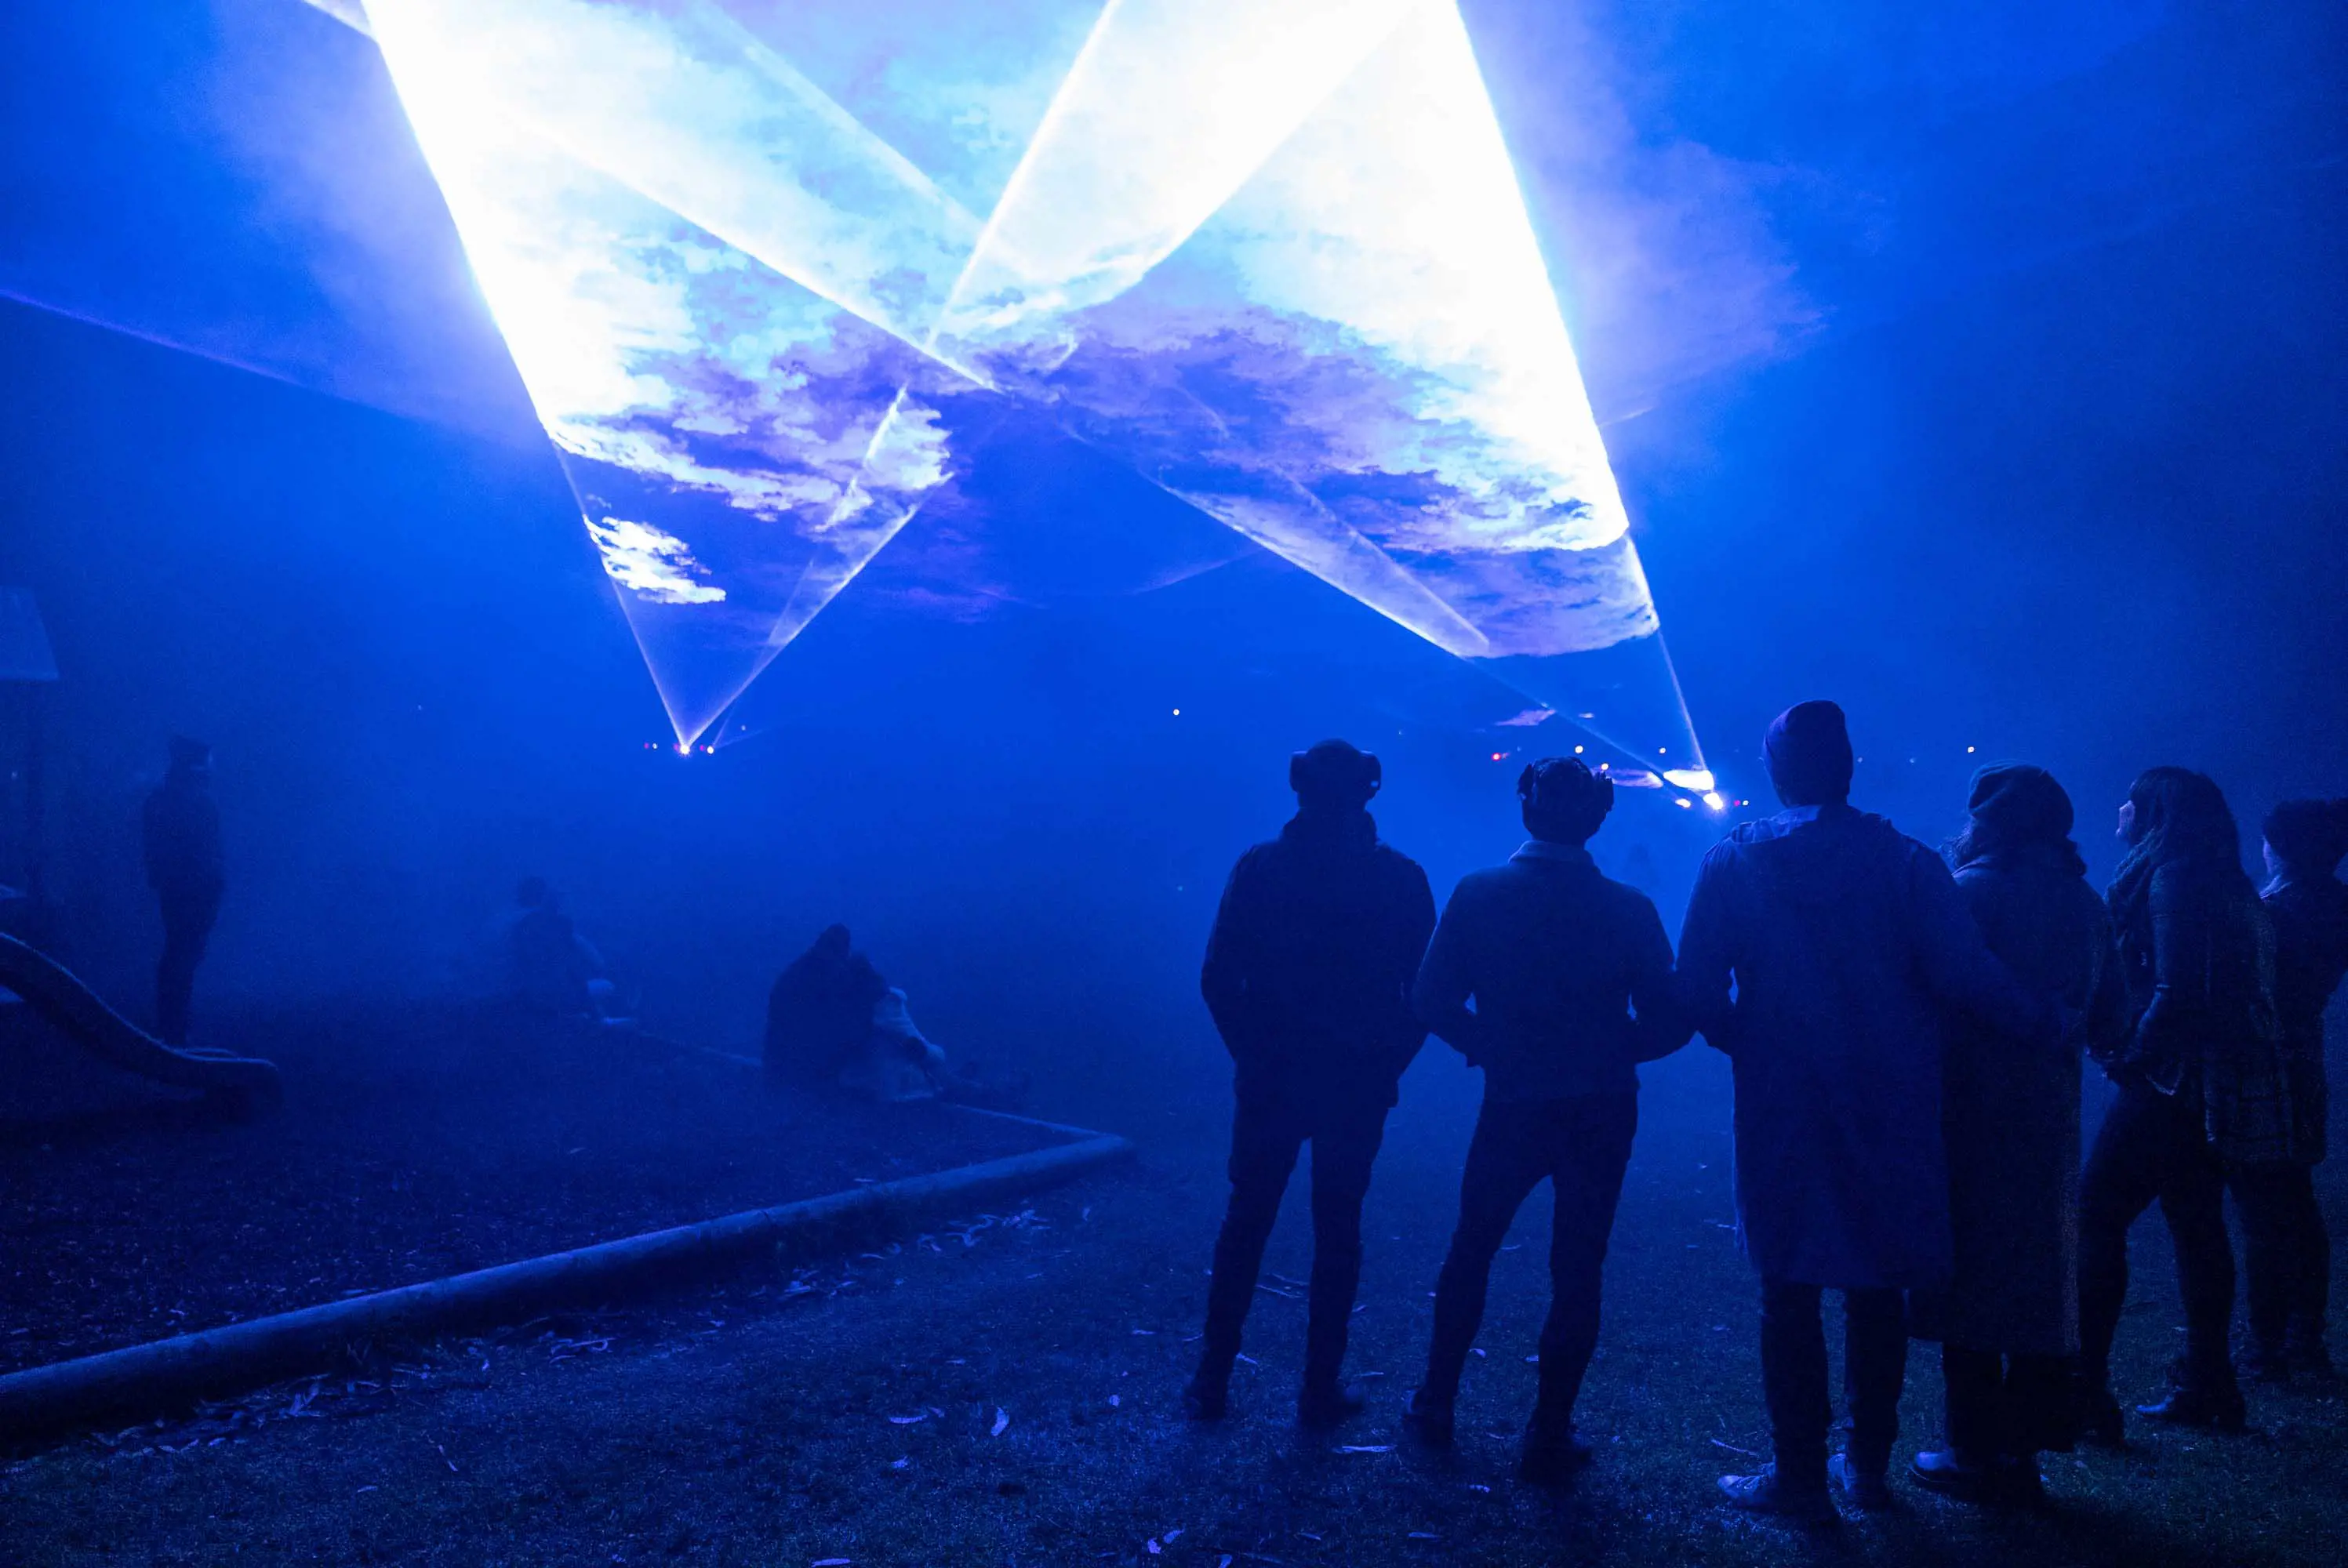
[356,0,1701,769]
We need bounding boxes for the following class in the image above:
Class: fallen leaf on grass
[1336,1445,1393,1454]
[888,1414,928,1426]
[991,1409,1010,1437]
[890,1457,909,1471]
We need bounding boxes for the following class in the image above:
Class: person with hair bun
[2229,797,2348,1381]
[1402,757,1687,1484]
[2077,768,2293,1438]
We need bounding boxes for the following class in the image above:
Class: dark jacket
[1201,809,1437,1109]
[1677,805,2051,1290]
[141,773,224,904]
[2114,862,2294,1163]
[1412,840,1685,1103]
[2261,876,2348,1163]
[1921,847,2126,1354]
[765,950,889,1086]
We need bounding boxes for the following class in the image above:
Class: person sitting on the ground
[1404,757,1688,1484]
[510,877,623,1022]
[764,924,947,1102]
[1677,701,2054,1521]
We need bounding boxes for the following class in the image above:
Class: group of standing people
[1185,705,2348,1521]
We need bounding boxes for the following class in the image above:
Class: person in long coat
[1677,702,2051,1519]
[2078,767,2293,1438]
[2230,799,2348,1380]
[1909,765,2126,1504]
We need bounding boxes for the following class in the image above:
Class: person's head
[1517,757,1615,846]
[1289,739,1381,815]
[2117,766,2241,873]
[166,735,212,780]
[1762,701,1854,808]
[812,924,852,960]
[515,876,553,910]
[2262,798,2348,884]
[1952,763,2083,874]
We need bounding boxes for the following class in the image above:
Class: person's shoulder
[1594,869,1664,921]
[1372,840,1431,880]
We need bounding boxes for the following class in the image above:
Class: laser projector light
[356,0,1706,782]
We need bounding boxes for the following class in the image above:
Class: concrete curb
[0,1130,1132,1447]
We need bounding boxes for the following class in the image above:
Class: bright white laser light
[360,0,1705,777]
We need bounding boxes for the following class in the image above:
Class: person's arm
[1200,852,1262,1060]
[1384,862,1441,1080]
[1412,883,1493,1064]
[2080,910,2132,1067]
[2127,865,2207,1081]
[1674,845,1742,1054]
[1627,895,1692,1062]
[1909,850,2055,1044]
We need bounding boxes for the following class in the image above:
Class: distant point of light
[1703,790,1726,812]
[1490,751,1507,762]
[1172,708,1180,716]
[1967,745,1977,753]
[1573,745,1585,754]
[1674,797,1693,809]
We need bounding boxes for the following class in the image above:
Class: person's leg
[1420,1100,1545,1414]
[2149,1123,2241,1419]
[1532,1094,1638,1430]
[2004,1352,2078,1458]
[2284,1163,2332,1370]
[154,895,216,1046]
[2232,1161,2297,1374]
[1759,1280,1833,1493]
[1840,1287,1909,1482]
[1939,1344,2005,1463]
[2076,1085,2167,1425]
[1191,1095,1305,1414]
[1299,1100,1388,1413]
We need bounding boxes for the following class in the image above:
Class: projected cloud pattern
[360,0,1706,783]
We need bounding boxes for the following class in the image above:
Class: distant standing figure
[1676,702,2051,1520]
[1404,758,1688,1483]
[142,736,224,1046]
[1910,764,2127,1504]
[2077,768,2292,1439]
[1186,741,1437,1428]
[2228,798,2348,1382]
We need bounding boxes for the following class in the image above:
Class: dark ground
[0,1005,1054,1374]
[4,1030,2346,1566]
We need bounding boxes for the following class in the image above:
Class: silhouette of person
[142,736,224,1046]
[1910,764,2127,1504]
[510,877,618,1020]
[1403,757,1687,1483]
[1186,740,1436,1428]
[2079,768,2294,1437]
[2230,798,2348,1381]
[765,924,948,1101]
[1677,702,2051,1519]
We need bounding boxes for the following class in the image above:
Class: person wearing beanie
[1677,702,2052,1520]
[1187,741,1437,1428]
[2229,797,2348,1381]
[1909,764,2128,1504]
[1401,757,1688,1484]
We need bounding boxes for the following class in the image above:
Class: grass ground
[3,1043,2345,1566]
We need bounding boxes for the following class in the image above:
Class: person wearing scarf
[1677,702,2053,1520]
[1909,765,2128,1504]
[2228,798,2348,1381]
[1186,741,1438,1428]
[2078,767,2292,1439]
